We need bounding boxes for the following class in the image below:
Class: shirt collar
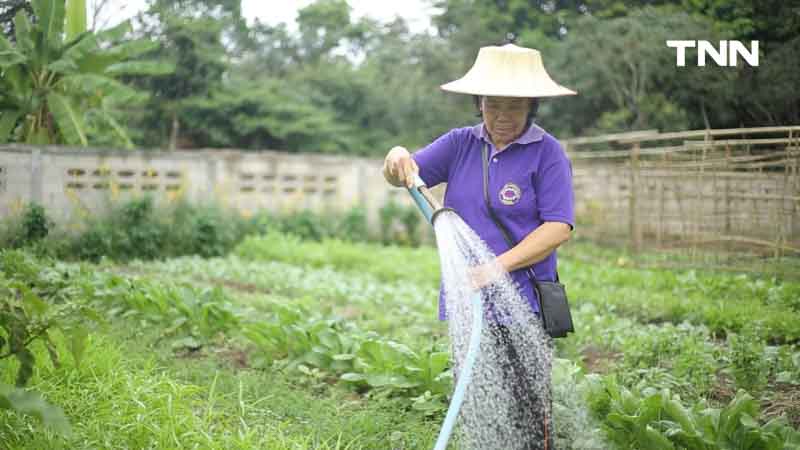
[471,121,545,146]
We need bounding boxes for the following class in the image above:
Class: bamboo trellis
[563,126,800,273]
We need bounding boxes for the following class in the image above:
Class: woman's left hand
[467,259,506,290]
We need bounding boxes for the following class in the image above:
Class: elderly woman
[383,43,576,450]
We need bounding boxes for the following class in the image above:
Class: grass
[1,322,440,449]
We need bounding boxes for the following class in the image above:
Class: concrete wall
[1,145,797,250]
[0,145,440,240]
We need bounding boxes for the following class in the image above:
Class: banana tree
[0,0,172,147]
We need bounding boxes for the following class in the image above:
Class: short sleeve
[535,143,576,230]
[411,129,458,187]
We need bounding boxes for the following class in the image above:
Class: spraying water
[433,210,554,450]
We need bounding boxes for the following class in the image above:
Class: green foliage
[726,328,770,396]
[169,201,241,258]
[0,250,99,385]
[0,246,246,435]
[0,202,52,249]
[128,247,439,345]
[0,382,70,435]
[0,1,33,39]
[5,0,788,150]
[335,206,369,242]
[125,0,235,149]
[257,209,337,242]
[550,358,609,449]
[564,259,800,343]
[0,0,171,146]
[70,196,163,261]
[66,196,247,262]
[604,321,721,400]
[435,0,798,134]
[234,231,440,287]
[178,77,356,152]
[122,0,477,153]
[0,249,105,433]
[93,273,240,345]
[587,376,800,449]
[775,347,800,385]
[242,300,452,409]
[1,199,418,265]
[63,0,85,41]
[378,200,425,246]
[3,216,799,448]
[244,206,375,244]
[1,322,443,448]
[545,8,715,135]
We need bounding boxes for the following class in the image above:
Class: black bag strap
[482,143,515,247]
[481,142,559,283]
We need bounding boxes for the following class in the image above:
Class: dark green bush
[243,206,372,243]
[335,206,369,242]
[168,201,240,258]
[727,327,770,396]
[116,197,166,259]
[0,203,53,249]
[1,198,416,262]
[275,209,334,241]
[378,201,424,246]
[20,203,51,244]
[57,196,243,262]
[69,196,169,262]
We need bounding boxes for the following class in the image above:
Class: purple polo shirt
[412,122,575,321]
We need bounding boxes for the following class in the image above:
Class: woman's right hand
[383,146,419,188]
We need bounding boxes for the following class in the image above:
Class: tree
[539,7,734,135]
[430,0,683,61]
[0,0,172,146]
[431,0,799,134]
[179,77,357,153]
[126,0,240,149]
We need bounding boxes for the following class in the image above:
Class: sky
[90,0,440,34]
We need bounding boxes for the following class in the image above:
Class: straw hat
[440,43,576,98]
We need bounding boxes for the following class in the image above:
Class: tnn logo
[666,40,759,67]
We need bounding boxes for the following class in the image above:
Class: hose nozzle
[407,173,453,224]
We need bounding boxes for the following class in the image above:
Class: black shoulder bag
[481,143,575,338]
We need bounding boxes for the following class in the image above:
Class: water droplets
[433,211,554,450]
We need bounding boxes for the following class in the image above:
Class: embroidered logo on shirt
[499,182,522,205]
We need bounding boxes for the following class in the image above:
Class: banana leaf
[47,92,87,145]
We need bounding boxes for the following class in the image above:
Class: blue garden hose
[434,290,483,450]
[407,174,484,450]
[406,174,437,223]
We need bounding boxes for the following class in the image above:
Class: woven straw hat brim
[440,44,577,98]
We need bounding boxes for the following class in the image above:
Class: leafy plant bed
[4,232,800,448]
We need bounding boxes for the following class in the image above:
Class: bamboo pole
[689,133,704,261]
[630,141,642,254]
[657,155,666,248]
[724,144,732,253]
[777,130,792,258]
[637,151,794,169]
[666,235,800,255]
[568,139,798,160]
[793,131,800,243]
[616,126,800,144]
